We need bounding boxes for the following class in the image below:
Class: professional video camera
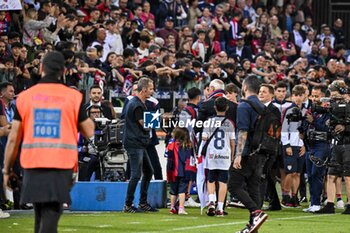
[308,95,350,142]
[311,98,350,126]
[286,107,305,122]
[94,118,123,150]
[92,118,128,181]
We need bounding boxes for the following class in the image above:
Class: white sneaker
[178,209,188,215]
[336,200,345,209]
[0,209,10,219]
[184,197,200,207]
[303,206,313,212]
[309,205,321,212]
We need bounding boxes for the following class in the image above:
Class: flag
[196,141,208,214]
[0,0,22,10]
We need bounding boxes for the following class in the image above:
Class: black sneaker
[292,196,300,208]
[315,202,335,214]
[20,203,34,210]
[123,205,144,213]
[207,202,216,216]
[250,210,268,233]
[342,204,350,214]
[281,195,293,208]
[138,203,159,212]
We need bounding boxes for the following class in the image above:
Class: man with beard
[229,75,268,233]
[83,85,113,119]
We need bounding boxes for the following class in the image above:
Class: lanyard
[5,104,13,123]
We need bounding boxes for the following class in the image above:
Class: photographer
[79,105,103,181]
[317,81,350,214]
[281,85,307,208]
[303,86,331,213]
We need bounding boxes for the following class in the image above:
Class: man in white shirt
[301,30,315,57]
[136,35,151,60]
[105,20,124,55]
[91,28,110,62]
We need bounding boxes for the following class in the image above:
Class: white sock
[209,194,216,203]
[217,202,224,211]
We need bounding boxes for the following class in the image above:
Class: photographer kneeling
[78,105,103,181]
[316,81,350,214]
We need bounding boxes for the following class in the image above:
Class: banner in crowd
[0,0,22,11]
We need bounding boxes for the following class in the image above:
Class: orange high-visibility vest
[16,83,82,169]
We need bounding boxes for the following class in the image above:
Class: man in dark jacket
[123,77,158,213]
[83,85,113,120]
[228,36,253,62]
[229,75,268,233]
[258,84,282,211]
[197,79,237,132]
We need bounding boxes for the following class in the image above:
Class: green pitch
[1,207,349,233]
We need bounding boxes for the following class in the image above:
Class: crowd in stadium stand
[1,0,350,221]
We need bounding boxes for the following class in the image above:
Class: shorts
[283,146,305,174]
[328,144,350,177]
[185,170,197,182]
[208,169,228,183]
[169,177,188,195]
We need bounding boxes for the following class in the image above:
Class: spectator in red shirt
[140,1,155,24]
[157,17,180,48]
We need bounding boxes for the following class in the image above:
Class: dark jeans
[260,154,281,209]
[34,202,63,233]
[125,148,154,206]
[306,143,329,206]
[228,155,266,212]
[85,155,99,181]
[147,145,163,180]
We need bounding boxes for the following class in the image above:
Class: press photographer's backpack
[242,100,281,156]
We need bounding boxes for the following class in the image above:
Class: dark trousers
[260,154,281,209]
[260,170,281,208]
[306,143,329,206]
[125,148,154,206]
[85,155,99,181]
[147,145,163,180]
[34,202,63,233]
[228,155,266,212]
[299,164,307,198]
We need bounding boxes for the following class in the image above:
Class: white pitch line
[167,214,335,232]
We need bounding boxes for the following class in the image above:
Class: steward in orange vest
[2,51,94,233]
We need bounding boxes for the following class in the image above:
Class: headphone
[86,105,103,117]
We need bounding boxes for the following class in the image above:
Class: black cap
[42,51,65,74]
[8,32,20,40]
[237,35,244,40]
[11,42,23,49]
[165,16,174,22]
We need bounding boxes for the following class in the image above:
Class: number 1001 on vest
[33,109,61,138]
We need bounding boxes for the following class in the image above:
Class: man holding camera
[303,86,331,213]
[78,105,103,181]
[317,81,350,214]
[281,85,307,208]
